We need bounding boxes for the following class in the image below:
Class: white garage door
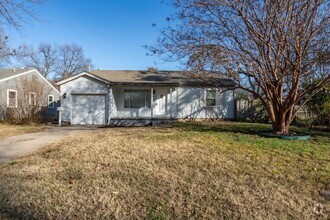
[71,94,106,125]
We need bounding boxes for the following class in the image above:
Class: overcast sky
[7,0,179,70]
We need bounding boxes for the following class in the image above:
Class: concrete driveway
[0,126,99,165]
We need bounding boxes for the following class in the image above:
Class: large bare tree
[0,0,44,64]
[55,44,92,79]
[0,0,44,30]
[148,0,330,134]
[17,43,93,80]
[18,43,57,78]
[0,32,13,65]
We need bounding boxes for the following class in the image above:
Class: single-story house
[0,68,60,120]
[57,70,236,126]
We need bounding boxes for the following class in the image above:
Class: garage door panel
[72,95,106,125]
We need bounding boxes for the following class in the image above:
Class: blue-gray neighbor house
[0,68,60,120]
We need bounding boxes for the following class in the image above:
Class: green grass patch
[0,122,329,219]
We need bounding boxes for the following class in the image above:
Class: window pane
[48,95,54,108]
[30,93,36,105]
[124,92,130,108]
[206,90,216,106]
[206,99,216,106]
[145,90,151,108]
[206,90,216,99]
[9,91,16,107]
[124,89,151,108]
[9,91,16,99]
[130,91,145,108]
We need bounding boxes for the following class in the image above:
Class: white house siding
[59,75,235,125]
[175,87,235,119]
[108,86,234,119]
[60,75,108,124]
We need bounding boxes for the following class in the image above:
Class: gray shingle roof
[0,68,32,81]
[90,70,236,87]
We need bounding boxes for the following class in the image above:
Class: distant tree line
[17,43,93,80]
[0,0,93,124]
[0,0,93,80]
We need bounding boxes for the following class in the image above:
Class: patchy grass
[0,123,46,140]
[0,122,329,219]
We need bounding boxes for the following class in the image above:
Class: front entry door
[158,94,166,116]
[155,89,168,116]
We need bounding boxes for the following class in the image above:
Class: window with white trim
[124,89,151,108]
[29,92,36,106]
[206,89,216,107]
[7,89,17,108]
[48,95,54,108]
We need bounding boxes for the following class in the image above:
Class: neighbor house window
[29,92,36,106]
[7,89,17,108]
[124,89,151,108]
[206,89,216,107]
[48,95,54,108]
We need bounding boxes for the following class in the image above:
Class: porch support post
[151,88,154,118]
[58,109,62,126]
[170,87,173,118]
[108,86,112,125]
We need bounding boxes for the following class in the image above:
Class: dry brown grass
[0,123,329,219]
[0,123,46,140]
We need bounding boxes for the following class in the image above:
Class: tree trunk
[272,120,290,134]
[267,105,292,135]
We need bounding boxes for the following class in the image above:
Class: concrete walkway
[0,126,98,165]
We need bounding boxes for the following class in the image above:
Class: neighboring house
[0,68,60,120]
[57,70,236,126]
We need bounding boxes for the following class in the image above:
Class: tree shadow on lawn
[0,172,41,220]
[175,121,271,135]
[174,121,330,140]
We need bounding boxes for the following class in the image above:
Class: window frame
[124,89,151,109]
[29,92,37,106]
[7,89,18,108]
[48,95,55,108]
[206,89,217,107]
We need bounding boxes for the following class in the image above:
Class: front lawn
[0,122,329,219]
[0,123,46,140]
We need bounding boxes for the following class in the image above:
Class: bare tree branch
[147,0,330,134]
[55,44,93,80]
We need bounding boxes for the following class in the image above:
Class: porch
[109,117,176,127]
[110,85,178,119]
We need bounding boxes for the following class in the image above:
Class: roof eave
[111,82,180,87]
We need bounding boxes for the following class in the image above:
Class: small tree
[6,76,51,123]
[148,0,330,134]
